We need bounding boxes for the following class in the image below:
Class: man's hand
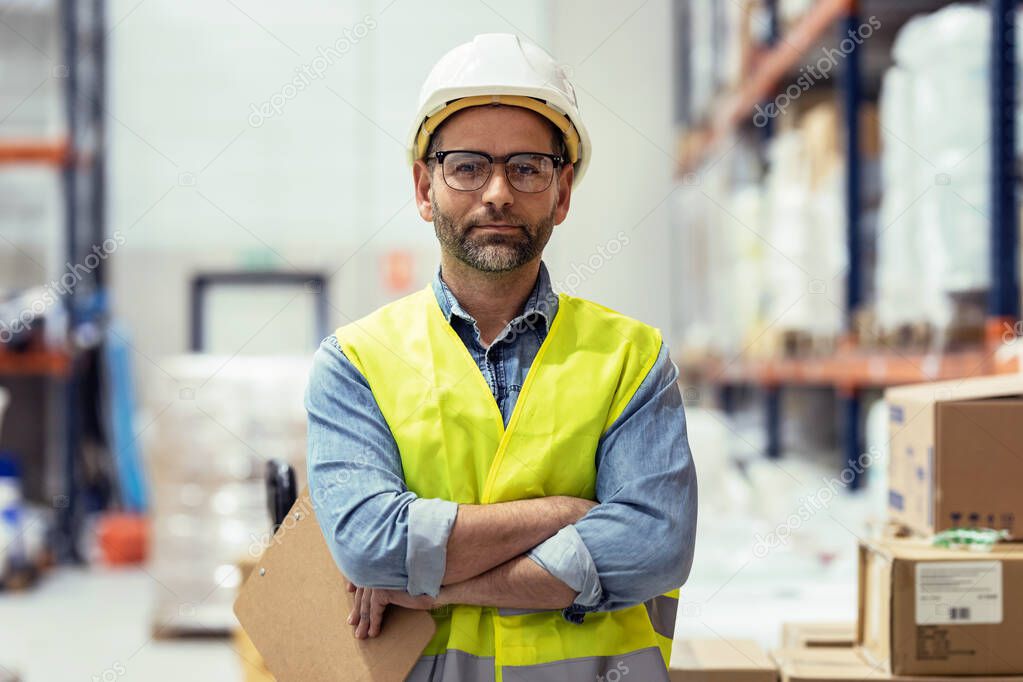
[346,581,435,639]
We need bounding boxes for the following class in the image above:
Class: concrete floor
[0,567,241,681]
[0,556,855,681]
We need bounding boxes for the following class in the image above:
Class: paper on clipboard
[233,492,436,681]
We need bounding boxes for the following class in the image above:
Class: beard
[431,193,555,273]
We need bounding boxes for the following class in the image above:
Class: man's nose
[481,163,515,209]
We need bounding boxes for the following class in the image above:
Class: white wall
[107,0,676,358]
[545,0,677,336]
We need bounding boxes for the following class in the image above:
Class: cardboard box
[669,639,777,682]
[780,622,855,649]
[773,646,1023,682]
[857,537,1023,676]
[885,374,1023,539]
[774,647,886,682]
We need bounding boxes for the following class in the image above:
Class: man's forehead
[437,105,555,152]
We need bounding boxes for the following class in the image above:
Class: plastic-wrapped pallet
[676,138,770,359]
[687,1,752,118]
[674,102,865,359]
[761,122,846,350]
[142,355,311,636]
[0,2,67,307]
[876,4,1023,339]
[876,66,929,332]
[0,167,66,294]
[674,156,729,358]
[0,2,63,139]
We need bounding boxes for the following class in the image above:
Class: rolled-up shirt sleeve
[305,335,456,597]
[526,525,604,607]
[552,342,698,617]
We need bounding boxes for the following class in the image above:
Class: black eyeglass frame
[430,149,565,193]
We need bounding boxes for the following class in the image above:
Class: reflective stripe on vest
[336,285,676,679]
[407,646,668,682]
[408,649,495,682]
[645,592,679,640]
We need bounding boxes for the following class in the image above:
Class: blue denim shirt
[305,262,697,618]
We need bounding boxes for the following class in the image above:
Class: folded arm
[439,554,576,610]
[305,337,590,597]
[562,343,698,614]
[441,496,594,585]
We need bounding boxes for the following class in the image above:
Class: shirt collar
[431,261,558,333]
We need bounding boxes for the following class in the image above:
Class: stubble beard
[431,193,555,274]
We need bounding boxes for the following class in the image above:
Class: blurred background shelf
[678,0,855,175]
[0,0,109,565]
[671,0,1021,490]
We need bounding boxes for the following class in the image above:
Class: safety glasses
[432,150,564,193]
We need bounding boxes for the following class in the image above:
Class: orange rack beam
[686,346,1018,390]
[0,348,71,377]
[0,138,70,165]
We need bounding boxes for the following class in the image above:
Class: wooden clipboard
[234,492,437,681]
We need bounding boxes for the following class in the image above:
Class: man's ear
[413,159,434,222]
[553,163,574,226]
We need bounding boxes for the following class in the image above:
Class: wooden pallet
[150,602,235,640]
[779,330,837,359]
[0,550,53,593]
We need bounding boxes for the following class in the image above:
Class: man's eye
[454,163,484,174]
[511,164,540,175]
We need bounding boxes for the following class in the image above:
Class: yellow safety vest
[335,285,679,682]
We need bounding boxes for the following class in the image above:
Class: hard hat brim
[411,94,582,173]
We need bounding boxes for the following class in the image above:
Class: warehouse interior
[1,0,1022,680]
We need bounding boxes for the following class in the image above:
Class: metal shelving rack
[0,0,107,561]
[675,0,1020,489]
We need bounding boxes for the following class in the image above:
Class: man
[306,33,697,681]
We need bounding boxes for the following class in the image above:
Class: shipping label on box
[915,561,1002,625]
[857,537,1023,676]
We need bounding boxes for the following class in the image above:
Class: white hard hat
[407,33,591,187]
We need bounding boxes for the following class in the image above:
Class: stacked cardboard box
[858,538,1023,676]
[771,374,1023,681]
[144,355,310,636]
[884,374,1023,540]
[669,639,778,682]
[780,622,855,650]
[670,375,1023,682]
[772,647,1023,682]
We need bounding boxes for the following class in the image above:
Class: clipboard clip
[266,459,297,532]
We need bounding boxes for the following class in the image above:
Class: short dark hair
[424,109,568,165]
